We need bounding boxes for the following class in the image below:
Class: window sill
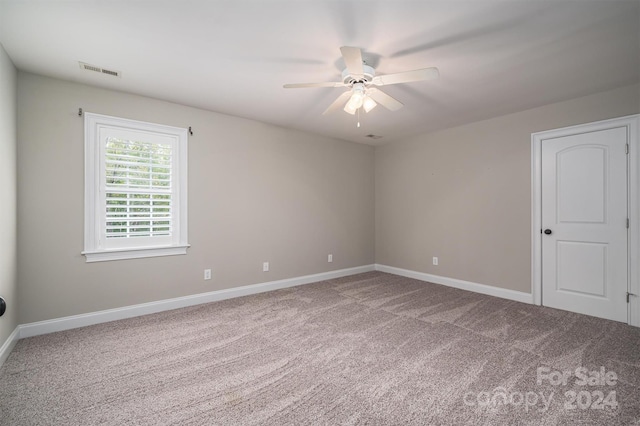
[82,245,190,263]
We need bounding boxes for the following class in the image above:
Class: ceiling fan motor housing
[342,64,375,85]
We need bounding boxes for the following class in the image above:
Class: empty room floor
[1,271,639,425]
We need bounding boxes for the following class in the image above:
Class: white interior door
[541,127,628,322]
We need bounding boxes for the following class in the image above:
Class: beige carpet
[1,271,639,425]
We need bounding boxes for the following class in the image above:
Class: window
[83,113,188,262]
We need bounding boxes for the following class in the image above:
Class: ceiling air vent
[365,134,383,140]
[79,62,121,78]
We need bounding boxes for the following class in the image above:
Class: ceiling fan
[283,46,439,116]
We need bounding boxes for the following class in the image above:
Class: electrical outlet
[328,254,333,263]
[432,257,438,266]
[204,269,212,280]
[263,262,269,272]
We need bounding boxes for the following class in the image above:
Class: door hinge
[628,292,638,303]
[627,218,630,229]
[625,143,629,154]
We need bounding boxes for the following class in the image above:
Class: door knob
[544,229,552,235]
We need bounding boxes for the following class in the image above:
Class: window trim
[83,113,189,262]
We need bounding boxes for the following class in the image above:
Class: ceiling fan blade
[323,91,353,115]
[371,67,439,86]
[340,46,364,77]
[283,82,345,89]
[367,88,403,111]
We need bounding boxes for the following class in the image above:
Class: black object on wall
[0,297,6,317]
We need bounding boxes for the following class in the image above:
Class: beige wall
[0,44,18,342]
[17,72,375,324]
[375,84,640,293]
[14,70,640,325]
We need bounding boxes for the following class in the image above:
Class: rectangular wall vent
[79,62,121,78]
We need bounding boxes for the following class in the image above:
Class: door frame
[531,114,640,327]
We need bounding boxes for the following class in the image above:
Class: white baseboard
[11,264,531,354]
[0,327,20,368]
[375,264,534,304]
[19,264,375,339]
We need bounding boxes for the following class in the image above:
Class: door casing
[531,115,640,327]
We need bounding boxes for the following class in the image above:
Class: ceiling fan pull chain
[357,108,361,128]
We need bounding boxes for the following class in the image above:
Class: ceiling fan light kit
[362,96,377,113]
[344,83,365,114]
[283,46,439,126]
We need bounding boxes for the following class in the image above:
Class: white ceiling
[1,0,638,145]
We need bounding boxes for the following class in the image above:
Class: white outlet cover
[204,269,212,280]
[328,254,333,262]
[263,262,269,272]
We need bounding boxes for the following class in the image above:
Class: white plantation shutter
[103,137,173,242]
[84,113,188,262]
